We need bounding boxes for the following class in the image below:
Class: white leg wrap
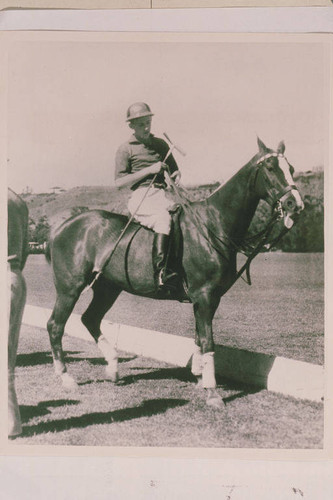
[98,335,118,379]
[191,345,203,377]
[60,372,79,390]
[53,359,66,376]
[202,352,216,389]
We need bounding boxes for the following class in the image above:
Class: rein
[166,156,294,286]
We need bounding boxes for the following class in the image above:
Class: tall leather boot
[152,233,178,291]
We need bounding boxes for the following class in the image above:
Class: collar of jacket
[128,133,154,145]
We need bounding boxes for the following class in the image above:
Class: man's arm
[154,137,179,177]
[115,162,164,189]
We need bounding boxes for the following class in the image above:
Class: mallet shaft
[163,132,186,157]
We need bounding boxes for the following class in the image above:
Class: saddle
[93,206,190,302]
[131,206,189,301]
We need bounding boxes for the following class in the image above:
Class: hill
[22,182,224,230]
[22,186,130,229]
[22,169,324,252]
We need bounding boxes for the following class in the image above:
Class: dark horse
[8,188,29,436]
[46,139,304,407]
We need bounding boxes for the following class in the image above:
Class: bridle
[253,152,297,217]
[167,151,300,286]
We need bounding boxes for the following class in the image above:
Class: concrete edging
[22,304,324,403]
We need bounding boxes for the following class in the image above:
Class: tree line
[27,171,324,254]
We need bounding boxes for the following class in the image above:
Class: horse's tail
[45,241,52,264]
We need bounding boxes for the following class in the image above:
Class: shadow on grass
[17,351,55,367]
[216,375,262,403]
[88,356,137,366]
[119,367,262,402]
[20,399,80,422]
[78,366,195,387]
[17,351,136,367]
[119,366,196,386]
[20,398,188,437]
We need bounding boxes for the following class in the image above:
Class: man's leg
[129,188,178,291]
[152,232,177,291]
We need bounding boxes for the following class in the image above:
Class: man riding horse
[114,102,181,292]
[46,132,304,407]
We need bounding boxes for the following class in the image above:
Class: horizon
[19,165,323,196]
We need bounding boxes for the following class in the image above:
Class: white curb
[22,304,324,403]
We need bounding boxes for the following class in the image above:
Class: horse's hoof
[206,389,225,409]
[207,396,225,409]
[61,373,79,391]
[8,424,22,438]
[105,367,119,383]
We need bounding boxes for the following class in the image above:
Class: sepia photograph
[3,30,330,453]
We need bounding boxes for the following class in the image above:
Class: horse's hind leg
[81,277,121,382]
[47,291,80,390]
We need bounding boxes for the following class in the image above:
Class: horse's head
[252,138,304,228]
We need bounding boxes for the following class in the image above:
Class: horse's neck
[198,162,259,240]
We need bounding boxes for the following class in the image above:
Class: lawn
[11,324,323,449]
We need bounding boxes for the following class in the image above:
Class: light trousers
[128,187,174,235]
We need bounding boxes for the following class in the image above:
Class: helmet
[126,102,154,122]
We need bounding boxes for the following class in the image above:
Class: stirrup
[157,269,178,290]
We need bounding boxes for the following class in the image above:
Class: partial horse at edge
[8,188,29,437]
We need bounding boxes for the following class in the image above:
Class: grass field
[12,324,323,448]
[24,252,324,364]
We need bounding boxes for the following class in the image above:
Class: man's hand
[115,161,169,189]
[149,161,169,175]
[171,171,181,185]
[164,170,181,188]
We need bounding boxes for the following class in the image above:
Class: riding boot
[152,233,178,291]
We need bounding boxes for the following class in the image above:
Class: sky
[6,33,330,194]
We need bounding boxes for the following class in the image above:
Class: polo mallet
[162,133,186,186]
[163,132,187,161]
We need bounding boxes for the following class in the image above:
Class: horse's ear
[257,137,268,154]
[277,141,285,155]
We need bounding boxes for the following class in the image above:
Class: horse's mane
[203,154,259,202]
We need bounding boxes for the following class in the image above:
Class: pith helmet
[126,102,154,122]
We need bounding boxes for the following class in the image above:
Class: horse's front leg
[8,268,26,437]
[193,293,224,409]
[191,341,203,383]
